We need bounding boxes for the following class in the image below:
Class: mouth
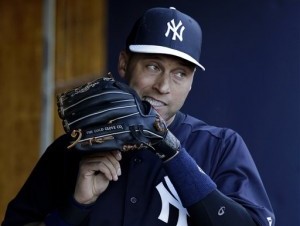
[143,96,166,108]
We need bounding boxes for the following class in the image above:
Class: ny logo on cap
[165,19,185,41]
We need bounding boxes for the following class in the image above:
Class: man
[2,7,275,226]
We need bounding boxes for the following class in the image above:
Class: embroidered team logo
[156,176,189,226]
[165,19,185,41]
[267,217,273,226]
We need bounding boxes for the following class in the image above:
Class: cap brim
[129,45,205,71]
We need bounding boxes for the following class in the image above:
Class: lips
[143,96,166,108]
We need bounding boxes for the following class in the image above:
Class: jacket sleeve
[163,149,258,226]
[210,129,275,226]
[187,189,257,226]
[165,124,275,226]
[2,135,79,226]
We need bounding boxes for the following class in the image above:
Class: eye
[172,71,187,80]
[147,64,160,73]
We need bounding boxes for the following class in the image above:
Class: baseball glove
[56,73,180,161]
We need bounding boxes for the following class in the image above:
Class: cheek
[174,93,187,108]
[171,86,191,107]
[128,76,154,95]
[128,79,147,98]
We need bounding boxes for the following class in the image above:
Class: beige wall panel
[0,0,107,222]
[54,0,107,138]
[0,0,43,221]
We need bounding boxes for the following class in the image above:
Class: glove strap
[153,130,180,162]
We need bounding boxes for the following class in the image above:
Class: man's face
[119,52,196,125]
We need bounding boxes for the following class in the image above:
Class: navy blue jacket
[2,112,274,226]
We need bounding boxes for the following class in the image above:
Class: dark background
[107,1,300,225]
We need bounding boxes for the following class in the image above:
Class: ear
[118,51,128,79]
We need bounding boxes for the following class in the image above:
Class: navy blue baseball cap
[126,7,205,71]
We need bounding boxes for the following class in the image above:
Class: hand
[73,151,122,204]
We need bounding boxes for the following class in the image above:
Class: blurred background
[0,0,299,225]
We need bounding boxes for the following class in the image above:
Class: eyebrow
[139,54,196,69]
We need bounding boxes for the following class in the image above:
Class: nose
[153,73,171,94]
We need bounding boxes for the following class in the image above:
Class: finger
[112,150,122,161]
[84,152,122,176]
[97,160,118,181]
[100,152,122,180]
[79,159,114,181]
[103,152,122,175]
[81,154,121,180]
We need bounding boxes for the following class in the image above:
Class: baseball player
[2,7,275,226]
